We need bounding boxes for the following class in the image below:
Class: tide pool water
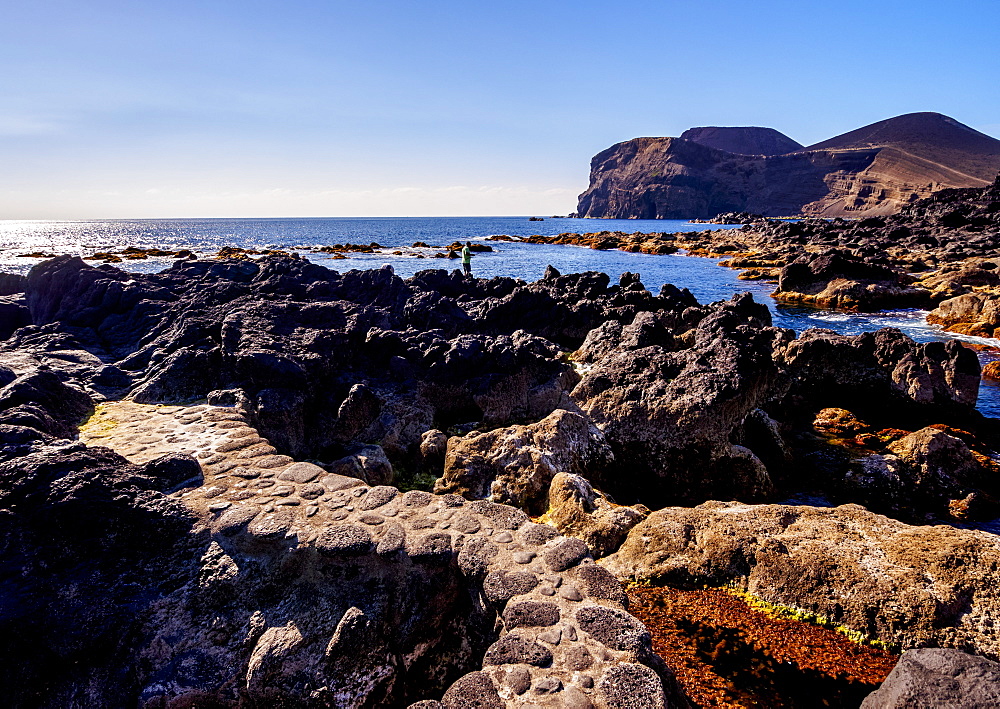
[3,216,999,416]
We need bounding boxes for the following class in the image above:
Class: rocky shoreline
[4,242,1000,705]
[505,174,1000,326]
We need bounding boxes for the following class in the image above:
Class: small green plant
[724,584,898,652]
[392,466,437,492]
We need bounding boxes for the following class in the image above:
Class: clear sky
[2,0,998,219]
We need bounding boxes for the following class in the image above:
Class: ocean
[3,215,999,416]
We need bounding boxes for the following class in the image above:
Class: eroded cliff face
[576,113,1000,219]
[575,137,876,219]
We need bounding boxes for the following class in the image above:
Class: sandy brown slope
[794,112,1000,216]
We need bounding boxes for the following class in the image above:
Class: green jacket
[461,246,471,263]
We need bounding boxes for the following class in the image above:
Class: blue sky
[1,0,998,218]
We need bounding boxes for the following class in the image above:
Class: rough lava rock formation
[1,383,687,708]
[4,253,1000,705]
[861,649,1000,708]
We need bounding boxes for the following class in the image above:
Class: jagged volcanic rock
[4,251,1000,706]
[0,369,686,708]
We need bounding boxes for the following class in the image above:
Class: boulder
[605,501,1000,659]
[435,409,614,515]
[545,472,648,558]
[418,429,448,475]
[862,649,1000,708]
[572,293,786,507]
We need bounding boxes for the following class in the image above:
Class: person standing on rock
[462,241,473,277]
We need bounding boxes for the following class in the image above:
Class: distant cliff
[576,112,1000,219]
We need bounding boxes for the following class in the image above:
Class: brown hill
[576,113,1000,219]
[680,126,803,156]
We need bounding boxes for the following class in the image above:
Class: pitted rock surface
[72,400,680,708]
[607,500,1000,661]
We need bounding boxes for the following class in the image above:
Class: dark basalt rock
[0,296,30,340]
[543,537,589,572]
[483,570,539,603]
[483,635,553,667]
[4,254,992,523]
[440,672,503,709]
[503,601,561,629]
[315,523,374,556]
[0,369,94,439]
[775,249,932,311]
[4,250,998,706]
[0,292,688,709]
[598,663,670,709]
[572,292,789,507]
[862,649,1000,708]
[776,328,981,428]
[140,452,204,492]
[0,442,203,708]
[0,272,27,296]
[575,605,650,654]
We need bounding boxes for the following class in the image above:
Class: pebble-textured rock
[66,401,682,707]
[484,635,554,667]
[504,601,561,629]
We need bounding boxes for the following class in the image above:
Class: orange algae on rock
[628,586,898,708]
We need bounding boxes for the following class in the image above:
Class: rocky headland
[4,250,1000,705]
[576,112,1000,219]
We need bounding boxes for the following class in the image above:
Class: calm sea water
[3,216,999,416]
